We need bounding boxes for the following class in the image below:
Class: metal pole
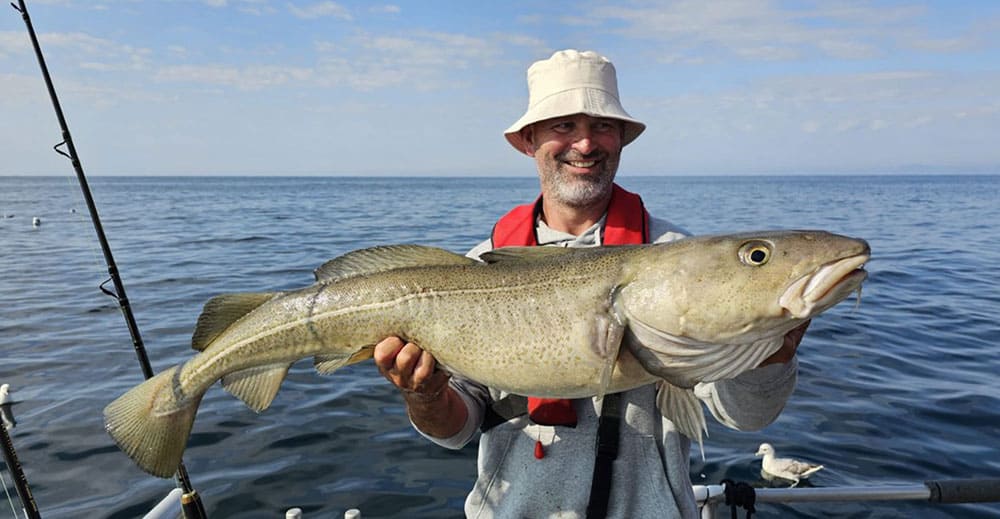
[11,2,206,516]
[697,479,1000,513]
[754,484,931,503]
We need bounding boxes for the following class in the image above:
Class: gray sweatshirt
[414,215,798,519]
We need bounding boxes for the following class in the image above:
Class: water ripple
[2,175,999,518]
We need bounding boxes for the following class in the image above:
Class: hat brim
[504,88,646,152]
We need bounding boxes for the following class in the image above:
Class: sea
[1,175,998,518]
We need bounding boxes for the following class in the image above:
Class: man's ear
[519,126,536,157]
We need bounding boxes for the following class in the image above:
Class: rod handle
[926,479,1000,504]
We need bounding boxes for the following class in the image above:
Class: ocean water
[1,175,998,518]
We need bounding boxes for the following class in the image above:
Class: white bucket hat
[504,49,646,152]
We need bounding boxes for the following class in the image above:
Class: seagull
[755,443,823,487]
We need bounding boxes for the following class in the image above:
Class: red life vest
[490,183,650,426]
[491,183,649,249]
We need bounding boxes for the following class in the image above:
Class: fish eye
[739,241,772,266]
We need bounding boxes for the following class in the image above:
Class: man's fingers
[393,343,424,374]
[373,337,446,396]
[373,336,405,370]
[414,350,437,378]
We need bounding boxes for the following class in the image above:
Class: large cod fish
[105,230,869,478]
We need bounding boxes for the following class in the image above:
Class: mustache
[557,150,605,162]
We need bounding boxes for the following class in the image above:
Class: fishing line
[11,1,207,517]
[0,417,35,519]
[0,469,21,519]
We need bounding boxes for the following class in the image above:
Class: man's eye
[552,122,574,132]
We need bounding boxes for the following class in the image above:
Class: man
[374,49,806,518]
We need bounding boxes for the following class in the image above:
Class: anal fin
[220,363,291,412]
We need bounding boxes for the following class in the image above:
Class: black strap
[480,394,528,432]
[586,393,621,519]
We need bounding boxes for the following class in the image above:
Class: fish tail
[103,365,204,478]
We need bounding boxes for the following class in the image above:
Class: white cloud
[734,45,799,61]
[1,31,152,73]
[369,4,401,15]
[582,0,967,63]
[642,68,1000,149]
[0,31,31,59]
[904,115,934,128]
[310,29,507,90]
[816,39,879,59]
[502,34,547,49]
[155,64,314,90]
[289,1,353,21]
[167,45,188,58]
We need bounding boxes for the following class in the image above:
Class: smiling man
[374,49,807,519]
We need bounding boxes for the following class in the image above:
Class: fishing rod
[11,2,207,517]
[1,385,40,519]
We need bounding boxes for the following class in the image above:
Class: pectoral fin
[220,363,292,412]
[593,297,627,400]
[656,381,708,459]
[593,313,625,398]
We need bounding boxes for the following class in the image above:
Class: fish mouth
[779,252,869,318]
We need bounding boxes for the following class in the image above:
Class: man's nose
[571,128,596,155]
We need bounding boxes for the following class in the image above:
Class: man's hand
[758,320,810,367]
[373,336,467,439]
[373,336,451,398]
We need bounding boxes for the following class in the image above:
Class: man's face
[521,114,624,208]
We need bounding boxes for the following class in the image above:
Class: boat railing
[694,479,1000,518]
[276,479,1000,518]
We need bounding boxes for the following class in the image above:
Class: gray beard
[548,175,613,208]
[541,163,617,208]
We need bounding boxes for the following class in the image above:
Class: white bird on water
[755,443,824,487]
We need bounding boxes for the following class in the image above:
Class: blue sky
[2,0,998,176]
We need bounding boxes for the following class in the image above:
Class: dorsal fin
[191,292,277,351]
[478,246,579,264]
[314,244,476,282]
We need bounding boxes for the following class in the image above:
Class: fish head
[618,230,869,386]
[624,230,869,342]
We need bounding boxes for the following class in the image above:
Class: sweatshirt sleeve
[411,375,490,450]
[693,358,798,431]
